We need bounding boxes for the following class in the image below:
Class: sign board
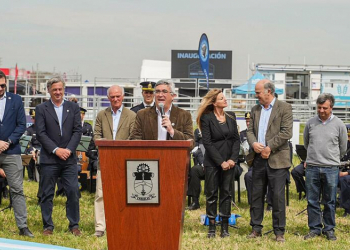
[171,50,232,79]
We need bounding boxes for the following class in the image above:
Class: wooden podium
[96,140,192,250]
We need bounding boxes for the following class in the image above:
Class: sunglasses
[0,84,6,89]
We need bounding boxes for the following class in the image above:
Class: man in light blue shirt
[247,80,293,243]
[0,70,34,237]
[258,98,276,146]
[93,85,136,237]
[35,76,82,236]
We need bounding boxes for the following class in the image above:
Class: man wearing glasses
[130,79,193,141]
[131,81,156,113]
[0,70,34,237]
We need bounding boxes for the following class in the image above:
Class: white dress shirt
[156,104,172,140]
[0,92,6,121]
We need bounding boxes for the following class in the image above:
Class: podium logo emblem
[126,160,159,204]
[133,163,154,197]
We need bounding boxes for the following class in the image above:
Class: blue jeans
[305,166,339,234]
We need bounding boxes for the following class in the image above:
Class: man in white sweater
[303,93,347,241]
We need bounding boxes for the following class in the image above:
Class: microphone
[158,103,167,128]
[159,103,165,117]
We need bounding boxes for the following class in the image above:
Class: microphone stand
[0,189,38,212]
[0,192,12,212]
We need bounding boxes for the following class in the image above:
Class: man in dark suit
[56,107,94,196]
[0,70,34,237]
[130,81,156,113]
[35,76,82,236]
[130,79,193,141]
[246,79,293,242]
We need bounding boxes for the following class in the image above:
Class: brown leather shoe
[43,229,53,236]
[94,231,105,237]
[247,230,262,239]
[276,234,286,242]
[70,228,82,237]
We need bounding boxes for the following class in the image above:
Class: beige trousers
[94,170,106,232]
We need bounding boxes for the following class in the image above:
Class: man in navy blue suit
[35,76,82,236]
[0,70,34,237]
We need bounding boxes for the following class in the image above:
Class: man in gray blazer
[93,85,136,237]
[246,79,293,243]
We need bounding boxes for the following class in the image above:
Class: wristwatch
[7,139,12,145]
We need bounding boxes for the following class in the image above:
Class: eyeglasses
[155,90,171,95]
[0,84,6,89]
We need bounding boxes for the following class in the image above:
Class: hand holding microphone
[159,103,166,128]
[159,103,174,135]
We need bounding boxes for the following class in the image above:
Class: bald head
[255,80,275,108]
[108,85,124,97]
[107,85,125,111]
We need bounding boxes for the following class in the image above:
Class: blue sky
[1,0,349,81]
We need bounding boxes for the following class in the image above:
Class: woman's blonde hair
[196,89,222,130]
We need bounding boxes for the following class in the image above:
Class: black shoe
[323,230,337,241]
[207,222,216,238]
[304,231,319,240]
[19,227,34,238]
[220,220,230,238]
[266,205,272,212]
[188,202,200,210]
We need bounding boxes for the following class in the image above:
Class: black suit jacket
[130,103,146,113]
[35,100,82,165]
[200,111,240,167]
[82,122,93,137]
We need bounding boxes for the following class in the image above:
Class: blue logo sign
[198,33,210,90]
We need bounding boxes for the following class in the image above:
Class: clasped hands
[221,159,235,171]
[55,148,71,161]
[253,142,271,159]
[0,140,10,154]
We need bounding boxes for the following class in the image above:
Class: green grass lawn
[1,164,350,249]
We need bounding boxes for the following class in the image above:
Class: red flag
[14,64,18,94]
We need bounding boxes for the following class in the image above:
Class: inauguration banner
[171,50,232,79]
[198,33,209,90]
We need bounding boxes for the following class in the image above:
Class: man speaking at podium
[130,79,194,141]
